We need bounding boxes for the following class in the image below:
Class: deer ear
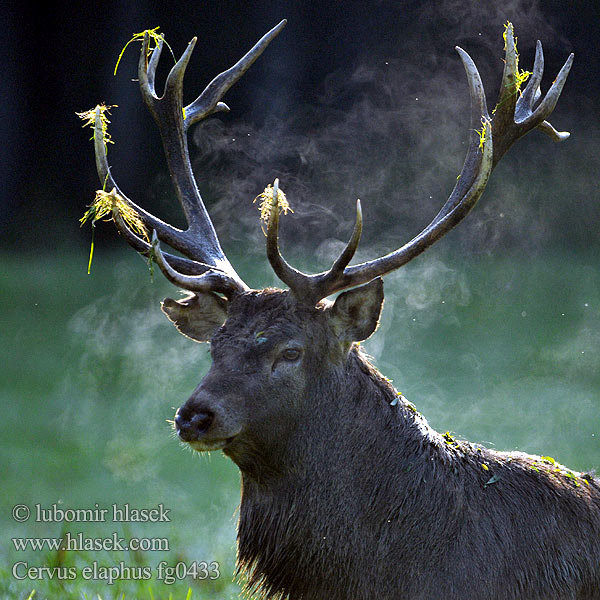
[161,292,227,342]
[329,278,384,342]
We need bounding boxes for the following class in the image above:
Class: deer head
[87,21,573,473]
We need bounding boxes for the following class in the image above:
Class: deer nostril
[190,411,214,432]
[175,409,214,442]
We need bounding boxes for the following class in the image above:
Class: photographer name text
[12,503,170,523]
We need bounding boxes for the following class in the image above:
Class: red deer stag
[84,20,599,600]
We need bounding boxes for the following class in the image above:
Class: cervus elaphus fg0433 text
[83,20,600,600]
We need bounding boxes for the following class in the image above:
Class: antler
[267,24,573,305]
[92,20,287,297]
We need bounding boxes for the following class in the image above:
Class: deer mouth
[188,436,237,452]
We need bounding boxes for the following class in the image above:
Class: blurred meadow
[1,245,598,599]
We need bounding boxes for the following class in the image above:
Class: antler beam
[267,24,573,303]
[93,20,287,297]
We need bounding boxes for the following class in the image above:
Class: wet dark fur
[208,291,600,599]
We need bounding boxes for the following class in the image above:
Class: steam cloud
[181,0,594,278]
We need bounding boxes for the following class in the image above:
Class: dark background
[2,0,599,262]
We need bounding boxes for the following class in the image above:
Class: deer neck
[236,347,451,597]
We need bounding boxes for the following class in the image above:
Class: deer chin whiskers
[188,437,236,452]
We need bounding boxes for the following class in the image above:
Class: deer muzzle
[174,391,241,452]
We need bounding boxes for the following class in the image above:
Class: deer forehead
[212,290,328,349]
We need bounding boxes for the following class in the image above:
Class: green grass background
[1,248,598,599]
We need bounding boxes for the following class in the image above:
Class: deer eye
[281,348,301,361]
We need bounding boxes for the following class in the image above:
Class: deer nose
[174,407,214,442]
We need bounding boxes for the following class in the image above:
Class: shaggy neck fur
[234,348,600,600]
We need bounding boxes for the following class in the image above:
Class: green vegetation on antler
[253,183,293,235]
[114,27,175,76]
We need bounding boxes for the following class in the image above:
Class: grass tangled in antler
[254,183,293,235]
[80,189,148,240]
[76,103,117,147]
[114,26,175,75]
[77,103,149,273]
[475,117,488,151]
[502,22,532,94]
[490,22,533,117]
[80,189,149,274]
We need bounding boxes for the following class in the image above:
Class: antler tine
[489,23,520,159]
[307,199,364,301]
[536,120,571,142]
[266,179,312,294]
[151,232,241,295]
[184,19,287,129]
[523,52,574,128]
[267,187,364,302]
[141,35,162,100]
[516,40,544,120]
[428,46,489,227]
[111,209,217,276]
[326,200,363,277]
